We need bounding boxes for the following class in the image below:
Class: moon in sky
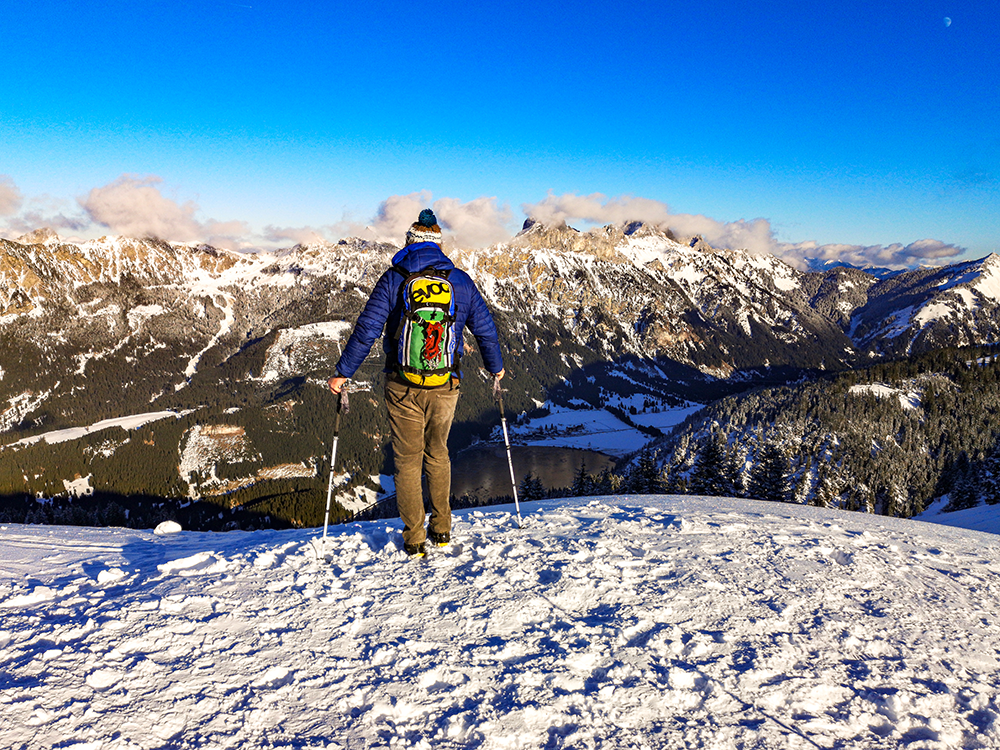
[944,17,952,27]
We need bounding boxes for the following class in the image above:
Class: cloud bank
[782,239,966,269]
[429,196,514,248]
[0,175,91,236]
[333,192,515,249]
[81,175,251,249]
[522,192,966,270]
[0,177,969,270]
[8,178,514,252]
[262,225,327,246]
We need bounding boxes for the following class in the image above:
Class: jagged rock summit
[15,227,61,245]
[510,217,682,262]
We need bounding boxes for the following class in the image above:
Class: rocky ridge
[2,222,999,510]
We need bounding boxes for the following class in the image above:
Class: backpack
[393,266,459,387]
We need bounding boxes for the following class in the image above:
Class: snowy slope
[849,254,1000,355]
[916,498,1000,536]
[497,402,704,458]
[2,495,999,749]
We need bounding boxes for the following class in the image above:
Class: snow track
[1,496,999,749]
[180,293,235,384]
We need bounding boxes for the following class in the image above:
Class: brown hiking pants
[385,378,460,547]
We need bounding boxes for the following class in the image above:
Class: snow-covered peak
[15,227,62,246]
[902,255,1000,323]
[804,257,899,279]
[616,229,689,267]
[516,216,580,236]
[967,253,1000,303]
[846,253,1000,355]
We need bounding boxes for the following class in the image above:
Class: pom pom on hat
[405,208,443,246]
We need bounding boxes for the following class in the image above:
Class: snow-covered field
[505,406,649,457]
[916,497,1000,536]
[629,403,704,433]
[2,496,999,749]
[506,403,703,458]
[10,411,189,448]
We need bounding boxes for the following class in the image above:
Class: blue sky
[1,0,997,268]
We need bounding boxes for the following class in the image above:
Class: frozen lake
[451,443,616,500]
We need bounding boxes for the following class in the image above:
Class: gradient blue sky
[1,0,997,267]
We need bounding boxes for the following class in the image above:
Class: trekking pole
[322,387,351,543]
[493,374,523,528]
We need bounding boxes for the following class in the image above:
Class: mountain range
[2,221,1000,521]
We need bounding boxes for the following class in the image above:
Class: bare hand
[328,376,348,394]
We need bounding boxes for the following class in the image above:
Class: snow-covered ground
[2,495,999,749]
[916,497,1000,536]
[849,383,922,411]
[628,403,704,433]
[506,406,648,456]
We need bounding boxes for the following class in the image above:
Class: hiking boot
[428,530,450,547]
[404,542,426,557]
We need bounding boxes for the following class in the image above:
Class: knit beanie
[404,208,443,246]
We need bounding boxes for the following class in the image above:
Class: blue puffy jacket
[334,242,504,380]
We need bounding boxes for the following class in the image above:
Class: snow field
[0,496,999,749]
[9,410,187,448]
[503,403,672,457]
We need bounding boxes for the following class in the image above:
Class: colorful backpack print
[393,266,459,387]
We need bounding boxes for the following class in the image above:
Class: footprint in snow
[253,666,294,689]
[86,668,123,691]
[97,568,127,584]
[1,585,57,608]
[157,552,227,577]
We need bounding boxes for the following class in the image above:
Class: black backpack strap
[392,265,451,280]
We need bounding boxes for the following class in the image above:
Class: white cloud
[2,178,970,270]
[370,191,434,241]
[432,196,514,248]
[0,175,24,216]
[776,239,966,270]
[202,219,254,251]
[82,175,203,241]
[0,190,90,239]
[332,192,515,249]
[5,208,89,236]
[521,192,780,255]
[80,175,251,248]
[524,193,676,228]
[523,192,778,252]
[329,192,431,244]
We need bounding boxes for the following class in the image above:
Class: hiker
[328,209,505,556]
